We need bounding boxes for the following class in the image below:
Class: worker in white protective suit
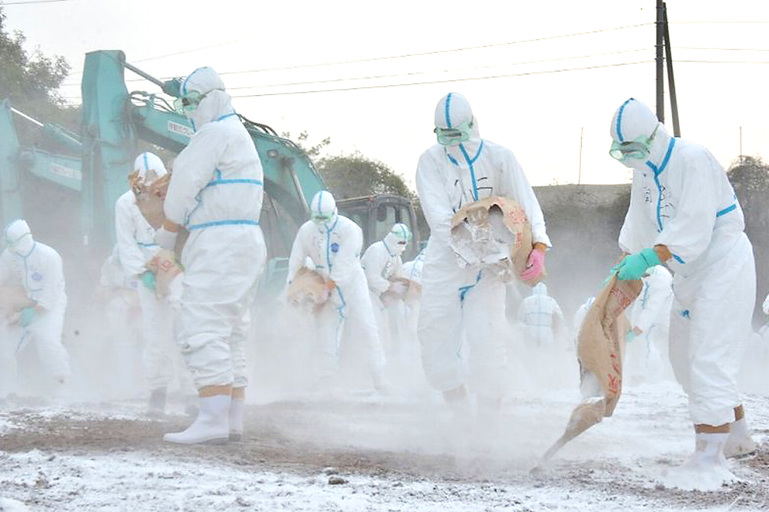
[572,296,595,348]
[517,282,564,348]
[610,98,757,478]
[115,152,190,415]
[361,223,411,362]
[401,248,426,342]
[0,220,70,397]
[625,265,674,384]
[416,92,551,411]
[286,190,386,391]
[157,67,266,444]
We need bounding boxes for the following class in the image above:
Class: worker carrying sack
[450,196,544,287]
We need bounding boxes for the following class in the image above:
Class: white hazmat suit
[287,191,386,388]
[161,67,266,444]
[416,92,551,404]
[0,220,70,394]
[115,152,189,412]
[361,223,410,361]
[517,282,564,348]
[626,265,673,382]
[612,97,756,470]
[401,249,426,341]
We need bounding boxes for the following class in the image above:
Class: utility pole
[655,0,665,123]
[578,126,584,185]
[663,2,681,136]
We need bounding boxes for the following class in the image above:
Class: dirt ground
[2,393,769,511]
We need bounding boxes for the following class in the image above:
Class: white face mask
[9,234,34,256]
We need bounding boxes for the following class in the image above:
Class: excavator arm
[80,49,323,253]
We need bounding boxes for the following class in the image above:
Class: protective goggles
[311,214,333,225]
[173,90,214,115]
[434,120,473,146]
[609,124,659,161]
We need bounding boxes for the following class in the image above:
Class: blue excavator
[0,50,420,293]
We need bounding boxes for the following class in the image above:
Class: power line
[1,0,76,4]
[224,48,649,92]
[678,46,769,52]
[676,59,769,64]
[63,22,652,82]
[228,60,653,98]
[57,60,653,101]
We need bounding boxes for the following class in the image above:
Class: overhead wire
[62,22,653,84]
[228,61,654,98]
[224,48,649,91]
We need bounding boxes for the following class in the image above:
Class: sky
[3,0,769,189]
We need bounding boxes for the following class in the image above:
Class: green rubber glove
[20,307,36,327]
[141,271,157,291]
[617,248,660,280]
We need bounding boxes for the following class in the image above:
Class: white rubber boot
[163,394,231,445]
[229,398,245,442]
[686,433,729,470]
[662,433,735,490]
[724,418,758,458]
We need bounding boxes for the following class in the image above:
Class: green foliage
[316,152,429,238]
[727,156,769,323]
[280,130,331,159]
[0,7,78,133]
[316,152,413,201]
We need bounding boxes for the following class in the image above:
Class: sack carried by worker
[146,249,183,298]
[450,196,544,286]
[0,286,33,323]
[287,267,329,313]
[129,172,171,230]
[534,274,642,468]
[381,277,411,307]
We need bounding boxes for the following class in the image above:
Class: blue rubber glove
[141,271,157,292]
[617,248,660,280]
[626,329,637,343]
[20,307,36,327]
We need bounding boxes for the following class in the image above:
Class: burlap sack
[381,277,411,307]
[146,249,183,298]
[129,172,170,230]
[535,275,642,467]
[450,196,544,286]
[577,275,642,416]
[287,267,329,313]
[0,286,33,323]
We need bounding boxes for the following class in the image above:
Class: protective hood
[532,282,548,296]
[310,190,338,231]
[133,152,168,185]
[384,223,411,256]
[3,219,35,256]
[434,92,482,167]
[180,67,235,131]
[609,98,672,170]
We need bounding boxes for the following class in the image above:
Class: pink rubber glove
[520,248,545,281]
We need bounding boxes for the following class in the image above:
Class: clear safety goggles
[173,90,214,115]
[434,120,473,146]
[311,214,333,226]
[609,124,659,161]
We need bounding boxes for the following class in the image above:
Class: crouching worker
[0,220,71,397]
